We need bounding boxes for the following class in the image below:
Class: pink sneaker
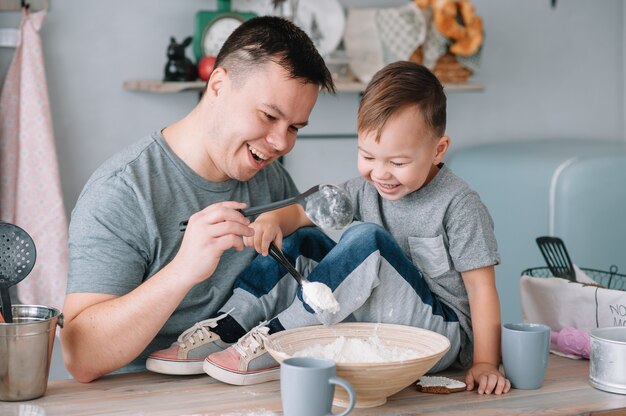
[146,312,233,375]
[203,325,279,385]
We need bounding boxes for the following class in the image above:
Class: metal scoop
[0,222,37,323]
[179,184,354,231]
[268,241,340,313]
[268,241,305,285]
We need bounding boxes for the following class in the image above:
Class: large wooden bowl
[265,322,450,408]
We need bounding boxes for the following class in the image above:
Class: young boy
[148,61,510,395]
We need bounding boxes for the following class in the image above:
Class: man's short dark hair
[216,16,335,93]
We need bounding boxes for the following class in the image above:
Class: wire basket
[522,266,626,291]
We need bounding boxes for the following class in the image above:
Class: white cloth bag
[520,273,626,331]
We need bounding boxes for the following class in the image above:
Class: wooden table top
[1,354,626,416]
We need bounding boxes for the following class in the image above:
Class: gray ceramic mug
[281,357,356,416]
[502,322,551,389]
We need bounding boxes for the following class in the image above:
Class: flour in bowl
[293,336,423,363]
[302,281,340,314]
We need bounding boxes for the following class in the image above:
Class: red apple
[197,55,217,81]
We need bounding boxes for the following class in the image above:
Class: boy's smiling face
[357,105,449,201]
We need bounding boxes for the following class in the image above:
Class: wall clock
[193,0,256,62]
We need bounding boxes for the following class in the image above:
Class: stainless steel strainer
[0,222,37,323]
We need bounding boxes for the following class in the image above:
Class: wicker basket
[411,48,472,84]
[522,267,626,291]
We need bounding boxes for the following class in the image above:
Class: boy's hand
[244,213,283,255]
[465,362,511,395]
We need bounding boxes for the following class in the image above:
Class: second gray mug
[502,322,551,390]
[280,357,355,416]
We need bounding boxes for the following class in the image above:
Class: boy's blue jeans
[221,223,462,371]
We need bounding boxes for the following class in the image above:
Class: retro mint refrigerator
[448,140,626,323]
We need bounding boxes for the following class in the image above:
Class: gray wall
[2,0,623,207]
[1,0,625,379]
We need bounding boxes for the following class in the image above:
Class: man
[61,16,334,382]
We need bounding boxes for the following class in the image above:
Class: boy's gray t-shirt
[341,164,500,367]
[67,131,299,373]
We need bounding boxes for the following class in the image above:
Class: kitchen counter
[1,355,625,416]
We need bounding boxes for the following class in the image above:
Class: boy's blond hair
[358,61,447,142]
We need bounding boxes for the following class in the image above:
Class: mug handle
[328,375,356,416]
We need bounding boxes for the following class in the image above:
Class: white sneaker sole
[203,359,280,385]
[146,357,205,375]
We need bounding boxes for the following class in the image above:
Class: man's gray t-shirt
[341,164,500,367]
[67,131,299,372]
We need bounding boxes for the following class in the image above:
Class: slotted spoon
[0,222,37,323]
[536,236,575,281]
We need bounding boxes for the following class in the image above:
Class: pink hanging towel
[0,9,68,311]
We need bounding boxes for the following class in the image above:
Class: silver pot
[589,326,626,395]
[0,305,64,401]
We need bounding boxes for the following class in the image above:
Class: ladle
[303,184,353,230]
[179,185,320,231]
[179,184,354,231]
[0,222,37,323]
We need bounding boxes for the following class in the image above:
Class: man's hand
[172,201,254,284]
[465,362,511,395]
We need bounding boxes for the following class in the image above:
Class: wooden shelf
[123,80,206,93]
[123,79,484,94]
[0,0,47,11]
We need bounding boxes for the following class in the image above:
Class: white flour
[302,281,340,314]
[293,336,423,363]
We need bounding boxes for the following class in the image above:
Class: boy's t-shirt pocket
[408,235,450,278]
